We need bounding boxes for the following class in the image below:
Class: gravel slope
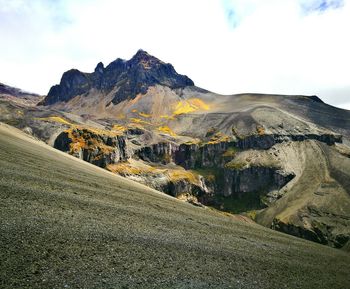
[0,122,349,289]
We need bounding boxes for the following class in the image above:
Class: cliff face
[223,167,295,198]
[56,127,342,211]
[40,50,194,106]
[54,128,129,168]
[235,133,342,149]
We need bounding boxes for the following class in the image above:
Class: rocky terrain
[40,49,193,106]
[0,82,43,106]
[1,122,350,289]
[1,50,350,250]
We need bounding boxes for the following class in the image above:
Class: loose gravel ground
[0,123,349,289]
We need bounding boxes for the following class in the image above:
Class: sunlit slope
[0,123,349,289]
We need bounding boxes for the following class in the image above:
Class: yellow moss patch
[183,139,201,145]
[116,113,126,120]
[173,101,196,115]
[189,98,210,110]
[158,126,176,136]
[107,162,159,175]
[138,112,152,118]
[130,118,152,125]
[173,98,210,115]
[112,124,126,133]
[224,160,246,170]
[245,210,257,221]
[166,169,199,185]
[256,125,265,135]
[131,109,138,113]
[36,116,73,126]
[160,115,175,120]
[207,132,231,145]
[64,127,116,155]
[127,122,144,129]
[83,127,121,137]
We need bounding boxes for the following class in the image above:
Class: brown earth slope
[1,122,350,289]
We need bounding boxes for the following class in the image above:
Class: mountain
[1,122,349,289]
[2,50,350,250]
[40,49,193,106]
[0,82,43,106]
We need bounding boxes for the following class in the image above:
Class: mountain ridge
[40,49,194,106]
[0,82,43,106]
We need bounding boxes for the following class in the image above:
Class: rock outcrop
[235,133,342,150]
[136,142,179,164]
[223,167,295,198]
[54,128,129,168]
[40,49,194,106]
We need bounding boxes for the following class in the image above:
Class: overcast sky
[0,0,349,109]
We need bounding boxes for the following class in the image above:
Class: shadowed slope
[0,122,349,289]
[0,82,43,106]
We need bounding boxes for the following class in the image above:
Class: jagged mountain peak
[128,49,164,67]
[40,49,194,106]
[94,62,104,74]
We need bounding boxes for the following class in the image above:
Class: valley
[1,50,350,252]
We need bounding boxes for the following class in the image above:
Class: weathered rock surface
[40,49,194,106]
[235,133,342,149]
[0,82,43,106]
[54,128,129,168]
[223,167,295,197]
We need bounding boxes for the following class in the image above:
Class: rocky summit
[40,49,194,106]
[1,50,350,251]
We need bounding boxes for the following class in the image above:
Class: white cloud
[0,0,349,109]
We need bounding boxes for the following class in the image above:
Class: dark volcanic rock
[54,128,129,168]
[42,70,91,105]
[272,216,350,249]
[223,167,295,197]
[175,142,231,169]
[40,49,194,106]
[236,133,342,150]
[136,142,179,164]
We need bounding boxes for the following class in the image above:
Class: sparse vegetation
[173,98,210,115]
[138,112,152,118]
[245,210,258,221]
[206,132,232,145]
[225,160,247,170]
[107,161,159,175]
[205,127,217,137]
[160,114,175,120]
[166,169,200,185]
[112,124,126,133]
[36,116,73,125]
[157,125,176,136]
[222,147,239,158]
[256,125,265,135]
[192,168,219,183]
[130,118,152,125]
